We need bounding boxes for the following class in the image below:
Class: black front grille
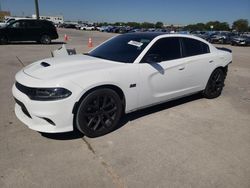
[15,82,35,98]
[14,98,32,118]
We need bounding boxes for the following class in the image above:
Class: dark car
[0,19,58,44]
[63,23,76,29]
[231,35,250,46]
[209,32,237,44]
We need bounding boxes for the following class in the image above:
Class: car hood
[23,54,122,80]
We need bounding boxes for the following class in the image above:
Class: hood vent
[40,62,50,67]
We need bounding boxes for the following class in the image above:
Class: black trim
[15,82,35,97]
[40,62,50,67]
[216,47,232,53]
[42,117,55,126]
[130,84,136,88]
[14,98,32,118]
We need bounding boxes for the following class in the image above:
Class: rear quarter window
[182,38,210,57]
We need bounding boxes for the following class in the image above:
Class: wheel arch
[215,65,228,75]
[72,84,126,115]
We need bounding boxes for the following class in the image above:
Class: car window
[9,21,26,28]
[27,21,41,28]
[182,38,210,57]
[142,37,181,63]
[88,34,153,63]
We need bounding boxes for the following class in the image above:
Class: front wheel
[40,35,51,44]
[203,68,226,99]
[75,89,123,137]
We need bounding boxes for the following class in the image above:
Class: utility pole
[0,0,2,11]
[35,0,39,20]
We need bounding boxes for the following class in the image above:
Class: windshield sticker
[128,40,143,47]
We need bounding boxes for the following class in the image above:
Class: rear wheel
[0,35,8,44]
[40,35,51,44]
[203,68,226,99]
[75,89,123,137]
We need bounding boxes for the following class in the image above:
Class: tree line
[98,19,249,32]
[184,19,249,32]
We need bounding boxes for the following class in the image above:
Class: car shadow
[41,93,203,140]
[7,41,65,45]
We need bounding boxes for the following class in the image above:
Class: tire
[75,88,123,137]
[40,35,51,44]
[0,35,8,44]
[203,68,226,99]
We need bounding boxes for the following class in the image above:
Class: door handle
[178,66,185,70]
[209,60,214,63]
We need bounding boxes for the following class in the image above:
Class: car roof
[14,19,50,22]
[123,32,209,42]
[124,32,166,39]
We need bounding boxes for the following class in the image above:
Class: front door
[6,20,27,41]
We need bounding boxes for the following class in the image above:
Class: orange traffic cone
[88,37,93,48]
[64,34,69,42]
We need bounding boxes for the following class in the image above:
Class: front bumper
[12,81,81,133]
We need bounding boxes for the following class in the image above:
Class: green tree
[232,19,249,32]
[184,23,206,31]
[155,22,163,28]
[141,22,155,28]
[126,22,141,28]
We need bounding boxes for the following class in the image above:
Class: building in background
[32,14,64,24]
[0,11,10,21]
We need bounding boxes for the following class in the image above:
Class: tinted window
[41,21,55,28]
[26,20,41,28]
[88,34,154,63]
[182,38,210,57]
[9,21,26,28]
[142,37,181,62]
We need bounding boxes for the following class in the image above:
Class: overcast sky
[1,0,250,24]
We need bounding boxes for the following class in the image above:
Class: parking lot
[0,28,250,188]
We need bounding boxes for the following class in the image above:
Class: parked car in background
[0,19,58,44]
[63,23,76,29]
[12,33,232,137]
[75,24,84,30]
[231,35,250,46]
[209,32,237,44]
[80,25,95,30]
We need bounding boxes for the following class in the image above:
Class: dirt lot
[0,28,250,188]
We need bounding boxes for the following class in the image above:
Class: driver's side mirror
[143,54,162,63]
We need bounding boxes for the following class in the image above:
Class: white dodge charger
[12,33,232,137]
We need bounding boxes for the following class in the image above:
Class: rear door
[180,37,215,91]
[24,20,42,41]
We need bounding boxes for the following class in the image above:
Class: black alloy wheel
[203,68,226,99]
[76,89,123,137]
[40,35,51,44]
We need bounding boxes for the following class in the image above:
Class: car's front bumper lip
[12,83,76,133]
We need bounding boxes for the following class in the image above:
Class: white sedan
[12,33,232,137]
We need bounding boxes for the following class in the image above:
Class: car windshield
[87,34,154,63]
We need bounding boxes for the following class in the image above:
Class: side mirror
[143,54,162,63]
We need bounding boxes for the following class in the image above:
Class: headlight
[15,82,72,101]
[31,88,72,101]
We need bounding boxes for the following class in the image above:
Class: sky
[1,0,250,25]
